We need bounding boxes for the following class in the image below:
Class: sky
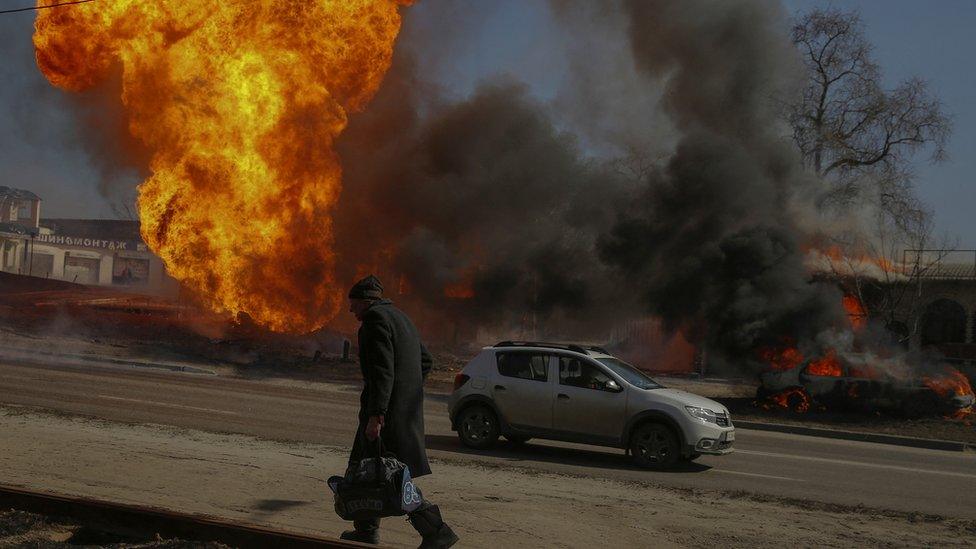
[1,0,973,245]
[0,6,118,219]
[782,0,976,247]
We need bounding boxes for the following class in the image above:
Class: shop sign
[35,234,146,252]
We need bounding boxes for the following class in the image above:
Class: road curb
[0,484,375,548]
[3,349,215,376]
[735,420,975,452]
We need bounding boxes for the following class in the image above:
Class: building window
[30,252,54,278]
[113,254,149,285]
[16,201,30,220]
[64,253,101,285]
[920,299,967,346]
[1,240,16,270]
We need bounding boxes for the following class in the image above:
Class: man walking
[341,275,459,548]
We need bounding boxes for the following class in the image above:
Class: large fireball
[33,0,412,332]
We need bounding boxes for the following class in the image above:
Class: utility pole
[22,235,29,275]
[26,234,34,276]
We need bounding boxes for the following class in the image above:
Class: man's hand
[365,415,384,441]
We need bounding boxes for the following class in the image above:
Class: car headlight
[685,406,718,424]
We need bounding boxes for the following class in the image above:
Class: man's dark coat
[350,299,433,477]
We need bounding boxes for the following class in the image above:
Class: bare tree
[790,8,957,347]
[789,8,951,206]
[110,200,138,221]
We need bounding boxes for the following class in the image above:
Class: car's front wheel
[629,423,680,469]
[457,405,500,450]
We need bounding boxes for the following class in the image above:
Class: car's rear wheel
[457,405,500,450]
[504,434,531,445]
[629,423,680,469]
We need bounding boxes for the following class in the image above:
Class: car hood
[642,388,728,414]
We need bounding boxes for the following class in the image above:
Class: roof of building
[40,218,143,241]
[917,262,976,280]
[0,186,40,201]
[0,222,32,236]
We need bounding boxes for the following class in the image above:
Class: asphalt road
[1,356,974,520]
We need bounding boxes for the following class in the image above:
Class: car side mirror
[605,379,622,393]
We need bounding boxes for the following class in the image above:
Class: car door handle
[557,393,569,400]
[495,385,506,391]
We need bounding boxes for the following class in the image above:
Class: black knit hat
[348,274,384,300]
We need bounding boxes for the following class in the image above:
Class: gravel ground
[2,409,974,549]
[0,508,230,548]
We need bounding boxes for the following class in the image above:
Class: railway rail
[0,484,376,548]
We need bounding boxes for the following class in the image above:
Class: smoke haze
[0,16,139,218]
[597,0,848,368]
[7,1,853,368]
[333,0,848,370]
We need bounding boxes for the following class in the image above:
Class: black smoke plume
[334,65,637,335]
[336,0,849,370]
[597,0,849,368]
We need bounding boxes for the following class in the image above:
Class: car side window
[559,356,615,391]
[496,352,549,382]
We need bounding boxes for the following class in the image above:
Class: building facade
[0,187,176,295]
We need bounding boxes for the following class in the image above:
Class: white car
[447,341,735,469]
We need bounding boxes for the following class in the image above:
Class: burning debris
[757,351,974,420]
[922,368,976,420]
[754,295,975,420]
[756,336,976,419]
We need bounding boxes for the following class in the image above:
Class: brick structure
[884,254,976,362]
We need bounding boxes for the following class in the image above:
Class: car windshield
[596,358,663,390]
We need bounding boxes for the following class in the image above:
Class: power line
[0,0,95,15]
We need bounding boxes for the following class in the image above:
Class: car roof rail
[586,345,610,354]
[494,341,590,354]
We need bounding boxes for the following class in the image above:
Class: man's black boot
[340,520,380,545]
[408,504,459,549]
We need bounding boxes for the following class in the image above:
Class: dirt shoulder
[1,407,973,549]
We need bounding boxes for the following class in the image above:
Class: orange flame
[760,387,811,413]
[33,0,413,332]
[948,407,973,422]
[922,367,974,421]
[848,364,882,380]
[444,280,475,299]
[806,350,843,377]
[843,295,867,330]
[758,340,804,372]
[923,367,975,399]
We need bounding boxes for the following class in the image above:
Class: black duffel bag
[328,438,424,521]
